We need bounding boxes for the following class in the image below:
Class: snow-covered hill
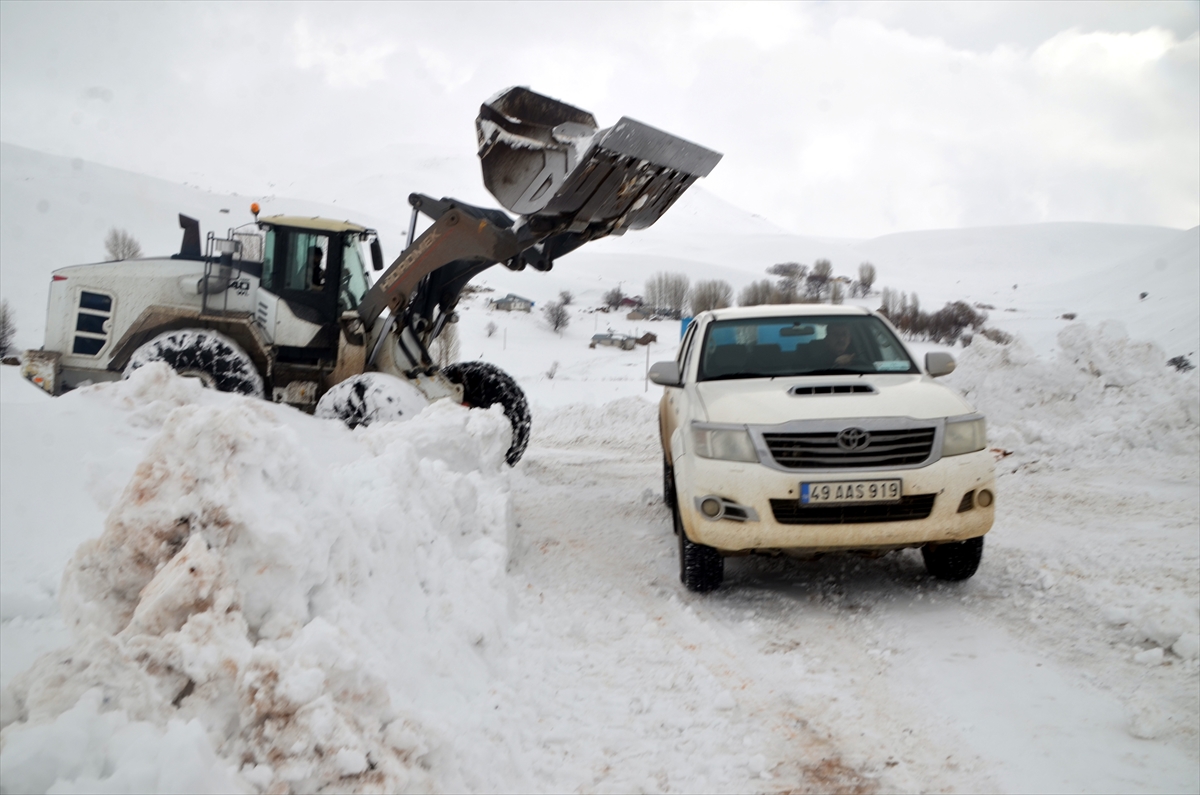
[2,142,1196,360]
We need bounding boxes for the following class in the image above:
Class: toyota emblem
[837,427,870,451]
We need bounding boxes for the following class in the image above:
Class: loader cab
[256,216,375,352]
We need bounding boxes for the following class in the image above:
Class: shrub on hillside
[688,280,733,314]
[1168,355,1195,373]
[738,279,777,307]
[104,228,142,261]
[544,300,570,333]
[0,300,14,356]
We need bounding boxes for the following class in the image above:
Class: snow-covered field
[1,145,1198,793]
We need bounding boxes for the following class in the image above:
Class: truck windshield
[339,237,370,311]
[698,315,918,381]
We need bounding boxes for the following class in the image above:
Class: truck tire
[124,329,264,399]
[442,361,530,466]
[676,505,723,592]
[663,455,676,512]
[922,536,984,581]
[315,373,429,429]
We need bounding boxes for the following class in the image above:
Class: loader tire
[124,329,264,399]
[315,373,429,429]
[442,361,530,466]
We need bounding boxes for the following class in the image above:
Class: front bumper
[676,448,995,552]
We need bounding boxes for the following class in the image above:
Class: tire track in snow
[504,440,895,792]
[507,398,1199,793]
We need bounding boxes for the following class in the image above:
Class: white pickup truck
[649,304,995,592]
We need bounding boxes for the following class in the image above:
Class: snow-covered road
[497,398,1199,793]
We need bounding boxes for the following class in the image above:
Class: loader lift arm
[357,86,723,368]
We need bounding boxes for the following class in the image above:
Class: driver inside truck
[817,322,857,367]
[308,246,325,289]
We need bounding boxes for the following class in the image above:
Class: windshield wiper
[700,371,771,382]
[800,368,864,376]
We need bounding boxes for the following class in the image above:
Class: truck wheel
[442,361,530,466]
[922,536,984,581]
[124,329,264,399]
[676,506,723,592]
[663,456,676,512]
[315,373,428,429]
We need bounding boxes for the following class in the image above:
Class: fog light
[977,489,994,507]
[700,497,723,518]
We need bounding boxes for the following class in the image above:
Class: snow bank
[0,364,515,794]
[947,321,1199,466]
[533,396,659,453]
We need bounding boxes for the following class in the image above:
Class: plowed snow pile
[947,321,1199,466]
[0,364,516,793]
[947,322,1199,654]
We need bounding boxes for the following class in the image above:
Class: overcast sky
[2,1,1196,238]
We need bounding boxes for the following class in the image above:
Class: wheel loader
[21,87,721,464]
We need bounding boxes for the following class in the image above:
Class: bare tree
[805,259,833,301]
[559,290,574,306]
[544,300,570,333]
[830,281,845,305]
[431,321,460,367]
[879,287,899,319]
[767,262,806,303]
[858,262,877,295]
[738,279,777,307]
[485,321,498,338]
[644,272,690,317]
[0,300,14,356]
[688,279,733,314]
[104,228,142,261]
[602,287,625,310]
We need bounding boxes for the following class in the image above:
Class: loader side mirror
[370,237,383,272]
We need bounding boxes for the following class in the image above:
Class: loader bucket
[477,87,722,233]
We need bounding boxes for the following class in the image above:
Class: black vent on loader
[174,214,202,260]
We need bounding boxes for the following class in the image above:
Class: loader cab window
[260,227,331,293]
[339,236,370,312]
[282,232,329,292]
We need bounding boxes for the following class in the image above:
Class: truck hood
[694,375,976,424]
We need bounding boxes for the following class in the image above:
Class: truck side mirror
[925,351,956,377]
[370,238,384,272]
[648,360,682,387]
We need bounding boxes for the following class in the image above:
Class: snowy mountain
[2,142,1195,359]
[1,141,1197,793]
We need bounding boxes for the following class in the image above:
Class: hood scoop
[789,383,877,396]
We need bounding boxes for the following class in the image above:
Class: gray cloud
[1,0,1195,237]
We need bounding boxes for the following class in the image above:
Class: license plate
[801,479,901,505]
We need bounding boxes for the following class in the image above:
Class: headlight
[692,425,759,462]
[943,416,987,456]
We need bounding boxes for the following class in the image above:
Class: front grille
[762,427,935,469]
[770,494,936,525]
